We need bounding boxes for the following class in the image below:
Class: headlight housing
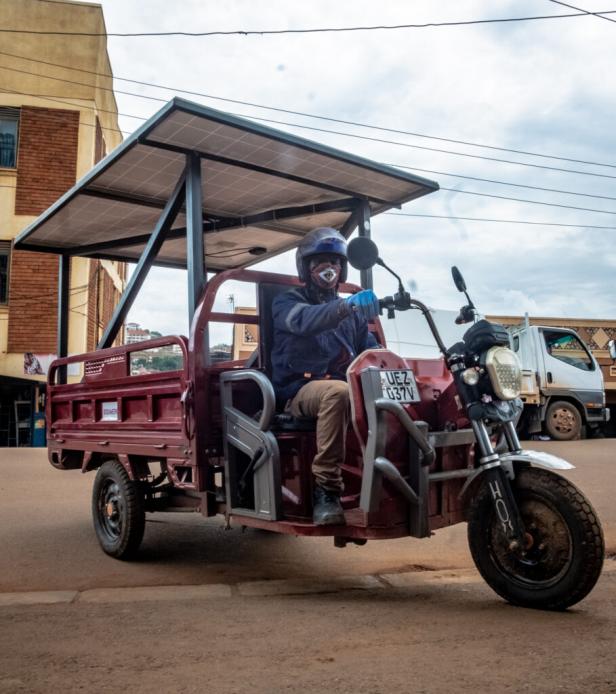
[484,346,522,400]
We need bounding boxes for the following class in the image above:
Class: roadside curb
[1,561,614,607]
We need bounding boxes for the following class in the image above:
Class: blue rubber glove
[345,289,380,321]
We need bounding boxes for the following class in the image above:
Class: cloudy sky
[92,0,616,340]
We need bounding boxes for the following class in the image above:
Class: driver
[271,227,380,525]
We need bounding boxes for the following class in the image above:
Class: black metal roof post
[56,254,70,384]
[97,172,187,350]
[186,152,205,323]
[357,201,373,290]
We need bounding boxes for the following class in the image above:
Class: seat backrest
[258,282,293,378]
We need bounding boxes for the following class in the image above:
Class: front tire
[545,400,582,441]
[92,460,145,560]
[468,468,603,610]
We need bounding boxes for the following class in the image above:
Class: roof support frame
[186,152,206,323]
[75,198,358,257]
[357,201,373,290]
[56,254,70,384]
[97,171,188,350]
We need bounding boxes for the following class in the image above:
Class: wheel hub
[552,408,575,433]
[105,500,117,519]
[491,498,572,587]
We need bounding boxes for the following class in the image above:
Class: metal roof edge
[169,97,440,192]
[13,99,179,250]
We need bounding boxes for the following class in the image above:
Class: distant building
[0,0,125,445]
[125,323,152,344]
[232,307,259,361]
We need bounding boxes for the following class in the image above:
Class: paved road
[1,441,616,693]
[1,440,615,594]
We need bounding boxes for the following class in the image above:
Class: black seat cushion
[271,412,317,431]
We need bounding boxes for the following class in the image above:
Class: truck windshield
[542,331,594,371]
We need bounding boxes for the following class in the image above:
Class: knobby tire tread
[468,468,604,611]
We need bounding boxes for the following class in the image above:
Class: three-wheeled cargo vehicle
[15,98,604,610]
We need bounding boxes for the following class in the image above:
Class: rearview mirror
[347,237,380,271]
[451,266,467,293]
[608,339,616,361]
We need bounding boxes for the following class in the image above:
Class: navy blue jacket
[271,287,378,404]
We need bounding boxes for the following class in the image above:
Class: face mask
[309,260,341,289]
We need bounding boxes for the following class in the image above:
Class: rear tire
[92,460,145,560]
[545,400,582,441]
[468,468,603,610]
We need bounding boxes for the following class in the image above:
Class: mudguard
[459,449,574,500]
[499,449,575,471]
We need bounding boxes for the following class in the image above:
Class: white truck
[384,310,610,441]
[508,322,609,440]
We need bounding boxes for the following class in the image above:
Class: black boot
[313,485,346,526]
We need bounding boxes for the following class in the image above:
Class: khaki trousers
[288,379,350,493]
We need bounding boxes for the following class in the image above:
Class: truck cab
[510,324,608,439]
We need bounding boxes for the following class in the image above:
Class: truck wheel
[467,468,603,610]
[92,460,145,560]
[545,400,582,441]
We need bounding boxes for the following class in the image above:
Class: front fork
[471,419,527,551]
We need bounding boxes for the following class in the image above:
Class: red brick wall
[9,106,79,352]
[7,251,59,352]
[15,106,79,215]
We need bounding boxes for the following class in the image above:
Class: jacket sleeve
[273,290,349,336]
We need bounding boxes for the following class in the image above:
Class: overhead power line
[386,212,616,230]
[3,89,616,216]
[4,87,616,217]
[396,165,616,202]
[2,50,616,170]
[548,0,616,23]
[2,10,616,36]
[4,77,616,188]
[438,187,616,215]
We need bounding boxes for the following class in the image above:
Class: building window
[0,107,20,169]
[0,241,10,304]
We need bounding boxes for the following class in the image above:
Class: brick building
[0,0,125,445]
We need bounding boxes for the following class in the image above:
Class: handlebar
[377,291,449,357]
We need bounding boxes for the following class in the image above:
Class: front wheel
[92,460,145,559]
[468,467,603,610]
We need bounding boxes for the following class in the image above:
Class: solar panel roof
[14,97,439,271]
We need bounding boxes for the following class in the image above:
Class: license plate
[379,370,420,403]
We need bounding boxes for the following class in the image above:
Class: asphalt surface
[1,441,616,693]
[0,440,614,594]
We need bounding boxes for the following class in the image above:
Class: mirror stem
[376,258,406,294]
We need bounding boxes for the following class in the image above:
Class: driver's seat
[258,282,316,432]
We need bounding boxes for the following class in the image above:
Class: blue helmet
[295,227,348,284]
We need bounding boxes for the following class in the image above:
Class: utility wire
[548,0,616,23]
[2,10,616,36]
[438,187,616,215]
[395,165,616,202]
[5,82,616,187]
[2,50,616,170]
[385,212,616,230]
[2,169,616,217]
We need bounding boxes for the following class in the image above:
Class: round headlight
[484,346,522,400]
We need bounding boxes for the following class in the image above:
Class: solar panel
[14,97,438,270]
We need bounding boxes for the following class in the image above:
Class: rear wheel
[92,460,145,559]
[545,400,582,441]
[468,468,603,610]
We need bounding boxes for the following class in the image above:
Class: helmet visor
[308,236,346,258]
